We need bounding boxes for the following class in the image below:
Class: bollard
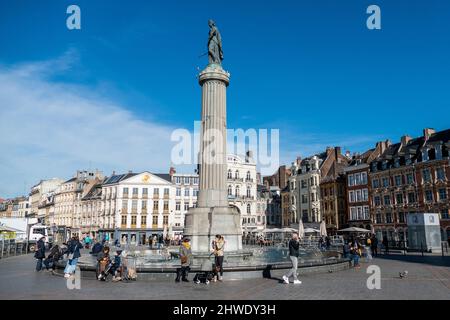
[421,242,424,257]
[1,240,3,259]
[442,242,444,258]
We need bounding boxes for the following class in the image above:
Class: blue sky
[1,0,450,197]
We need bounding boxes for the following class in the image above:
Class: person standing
[212,235,226,281]
[282,232,302,284]
[371,234,378,257]
[350,238,361,268]
[176,238,192,282]
[84,234,92,249]
[382,236,389,255]
[152,235,157,249]
[34,236,46,271]
[64,236,83,279]
[158,233,164,250]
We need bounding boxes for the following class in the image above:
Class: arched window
[246,186,251,198]
[228,185,232,196]
[247,204,251,214]
[235,170,239,179]
[235,185,240,197]
[227,169,232,179]
[246,171,251,181]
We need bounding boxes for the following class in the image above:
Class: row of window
[227,185,253,197]
[122,200,171,211]
[299,192,319,204]
[122,187,170,196]
[348,172,368,187]
[290,176,319,190]
[373,189,447,206]
[349,206,370,221]
[242,215,265,224]
[176,188,199,197]
[349,189,369,203]
[121,215,169,226]
[372,168,445,188]
[372,211,449,224]
[173,176,199,185]
[227,170,253,181]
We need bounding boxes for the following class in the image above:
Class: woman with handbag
[176,238,192,282]
[212,235,225,282]
[64,236,83,279]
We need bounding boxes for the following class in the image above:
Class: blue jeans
[35,259,43,271]
[64,258,79,274]
[353,254,360,266]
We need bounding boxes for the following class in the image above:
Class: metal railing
[0,239,29,259]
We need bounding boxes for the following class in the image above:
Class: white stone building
[10,197,29,218]
[226,153,266,232]
[99,171,178,245]
[289,155,324,223]
[29,178,64,223]
[53,171,102,241]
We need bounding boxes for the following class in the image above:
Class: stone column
[183,64,242,254]
[197,65,230,208]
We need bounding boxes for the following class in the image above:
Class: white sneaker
[282,275,289,284]
[64,273,70,279]
[293,280,302,284]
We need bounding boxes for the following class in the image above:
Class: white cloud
[0,52,176,198]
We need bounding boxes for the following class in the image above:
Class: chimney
[128,170,132,174]
[296,156,302,166]
[112,170,116,176]
[345,150,351,158]
[334,147,342,163]
[423,128,436,141]
[401,135,412,146]
[169,167,176,177]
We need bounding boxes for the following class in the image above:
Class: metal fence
[0,239,28,259]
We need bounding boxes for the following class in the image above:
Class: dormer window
[371,162,377,172]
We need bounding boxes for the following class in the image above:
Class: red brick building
[369,129,450,242]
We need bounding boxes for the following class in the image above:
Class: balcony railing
[228,177,244,182]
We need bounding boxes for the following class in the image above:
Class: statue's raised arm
[207,20,224,65]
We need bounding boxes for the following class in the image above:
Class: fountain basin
[55,246,350,280]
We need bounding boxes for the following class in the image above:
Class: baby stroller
[193,256,216,285]
[97,260,114,281]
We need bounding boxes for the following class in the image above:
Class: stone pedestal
[183,64,242,254]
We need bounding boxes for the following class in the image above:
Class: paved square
[0,253,449,300]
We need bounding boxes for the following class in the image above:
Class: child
[110,250,122,282]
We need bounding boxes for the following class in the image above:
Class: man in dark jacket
[282,233,302,284]
[90,241,103,256]
[34,236,46,271]
[371,234,378,257]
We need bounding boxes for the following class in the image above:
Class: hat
[182,237,190,242]
[116,250,123,255]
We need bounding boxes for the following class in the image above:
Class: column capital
[199,64,230,86]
